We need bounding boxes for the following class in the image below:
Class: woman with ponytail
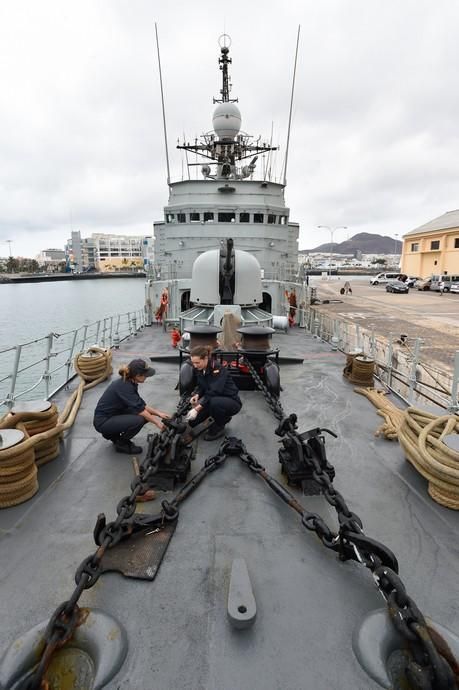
[186,346,242,440]
[93,358,170,454]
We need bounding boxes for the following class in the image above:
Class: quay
[310,278,459,371]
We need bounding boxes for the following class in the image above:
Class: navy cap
[128,359,155,378]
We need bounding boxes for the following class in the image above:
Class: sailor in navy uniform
[186,345,242,440]
[93,358,169,454]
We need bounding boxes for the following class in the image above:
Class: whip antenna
[155,23,171,186]
[283,25,300,186]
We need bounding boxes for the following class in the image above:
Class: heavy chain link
[244,360,458,689]
[21,395,191,690]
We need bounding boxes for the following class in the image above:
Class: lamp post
[394,234,399,267]
[317,226,347,277]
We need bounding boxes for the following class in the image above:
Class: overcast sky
[1,0,458,257]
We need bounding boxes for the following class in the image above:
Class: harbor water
[0,278,145,353]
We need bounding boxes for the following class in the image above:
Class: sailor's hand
[154,419,165,431]
[190,394,199,407]
[158,411,171,419]
[185,408,198,422]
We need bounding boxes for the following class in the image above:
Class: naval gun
[178,239,281,397]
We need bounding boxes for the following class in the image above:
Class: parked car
[370,272,400,285]
[405,276,420,287]
[416,278,432,291]
[386,280,409,293]
[431,274,459,292]
[450,283,459,294]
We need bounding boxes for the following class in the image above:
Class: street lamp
[394,234,399,264]
[317,226,347,277]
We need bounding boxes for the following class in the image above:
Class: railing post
[66,329,79,384]
[5,345,22,408]
[109,316,114,348]
[42,333,54,400]
[409,337,422,402]
[81,325,88,352]
[132,314,138,335]
[330,319,339,350]
[356,324,362,352]
[114,315,121,349]
[95,320,101,346]
[386,333,393,388]
[370,328,376,359]
[448,350,459,414]
[101,318,107,348]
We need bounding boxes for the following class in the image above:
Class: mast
[177,36,276,180]
[213,34,238,104]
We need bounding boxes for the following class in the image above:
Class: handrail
[0,308,146,410]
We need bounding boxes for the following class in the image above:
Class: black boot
[203,424,226,441]
[114,439,143,454]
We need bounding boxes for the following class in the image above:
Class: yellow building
[401,210,459,277]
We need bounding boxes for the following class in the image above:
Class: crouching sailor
[93,358,170,454]
[186,345,242,440]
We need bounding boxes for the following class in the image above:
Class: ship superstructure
[146,36,302,324]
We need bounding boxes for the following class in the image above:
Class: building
[401,210,459,277]
[92,233,143,272]
[65,232,145,272]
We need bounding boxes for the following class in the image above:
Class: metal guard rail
[0,309,146,410]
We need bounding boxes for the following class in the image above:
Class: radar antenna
[214,34,238,104]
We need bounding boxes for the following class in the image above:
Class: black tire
[373,281,379,285]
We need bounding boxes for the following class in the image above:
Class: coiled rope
[343,353,375,386]
[355,387,459,510]
[398,409,459,510]
[0,346,112,508]
[354,387,405,440]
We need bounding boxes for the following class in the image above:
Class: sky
[1,0,458,257]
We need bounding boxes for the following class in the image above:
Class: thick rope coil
[398,409,459,510]
[343,352,375,387]
[0,425,38,508]
[0,347,113,508]
[355,388,459,509]
[354,387,405,440]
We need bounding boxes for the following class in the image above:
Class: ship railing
[0,308,146,412]
[298,303,459,413]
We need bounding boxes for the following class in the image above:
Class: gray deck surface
[1,325,458,689]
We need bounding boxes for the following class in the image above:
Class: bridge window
[204,212,214,222]
[177,213,186,223]
[254,213,264,223]
[430,240,440,250]
[239,212,250,222]
[190,212,200,222]
[166,213,175,223]
[279,216,288,225]
[218,212,236,222]
[267,214,276,224]
[455,237,459,248]
[410,242,419,252]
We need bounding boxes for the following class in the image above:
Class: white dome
[212,103,242,140]
[233,250,262,306]
[190,247,262,307]
[190,250,220,305]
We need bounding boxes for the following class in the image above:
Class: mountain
[300,232,402,255]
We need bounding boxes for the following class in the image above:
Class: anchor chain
[244,360,458,689]
[21,395,191,690]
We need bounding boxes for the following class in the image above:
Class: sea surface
[0,278,145,353]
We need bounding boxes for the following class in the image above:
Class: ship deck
[1,324,458,689]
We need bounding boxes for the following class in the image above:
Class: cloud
[1,0,458,256]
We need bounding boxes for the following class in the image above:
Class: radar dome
[212,103,242,140]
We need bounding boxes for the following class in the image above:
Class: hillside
[301,232,402,255]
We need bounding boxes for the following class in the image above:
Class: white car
[450,283,459,294]
[370,272,400,285]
